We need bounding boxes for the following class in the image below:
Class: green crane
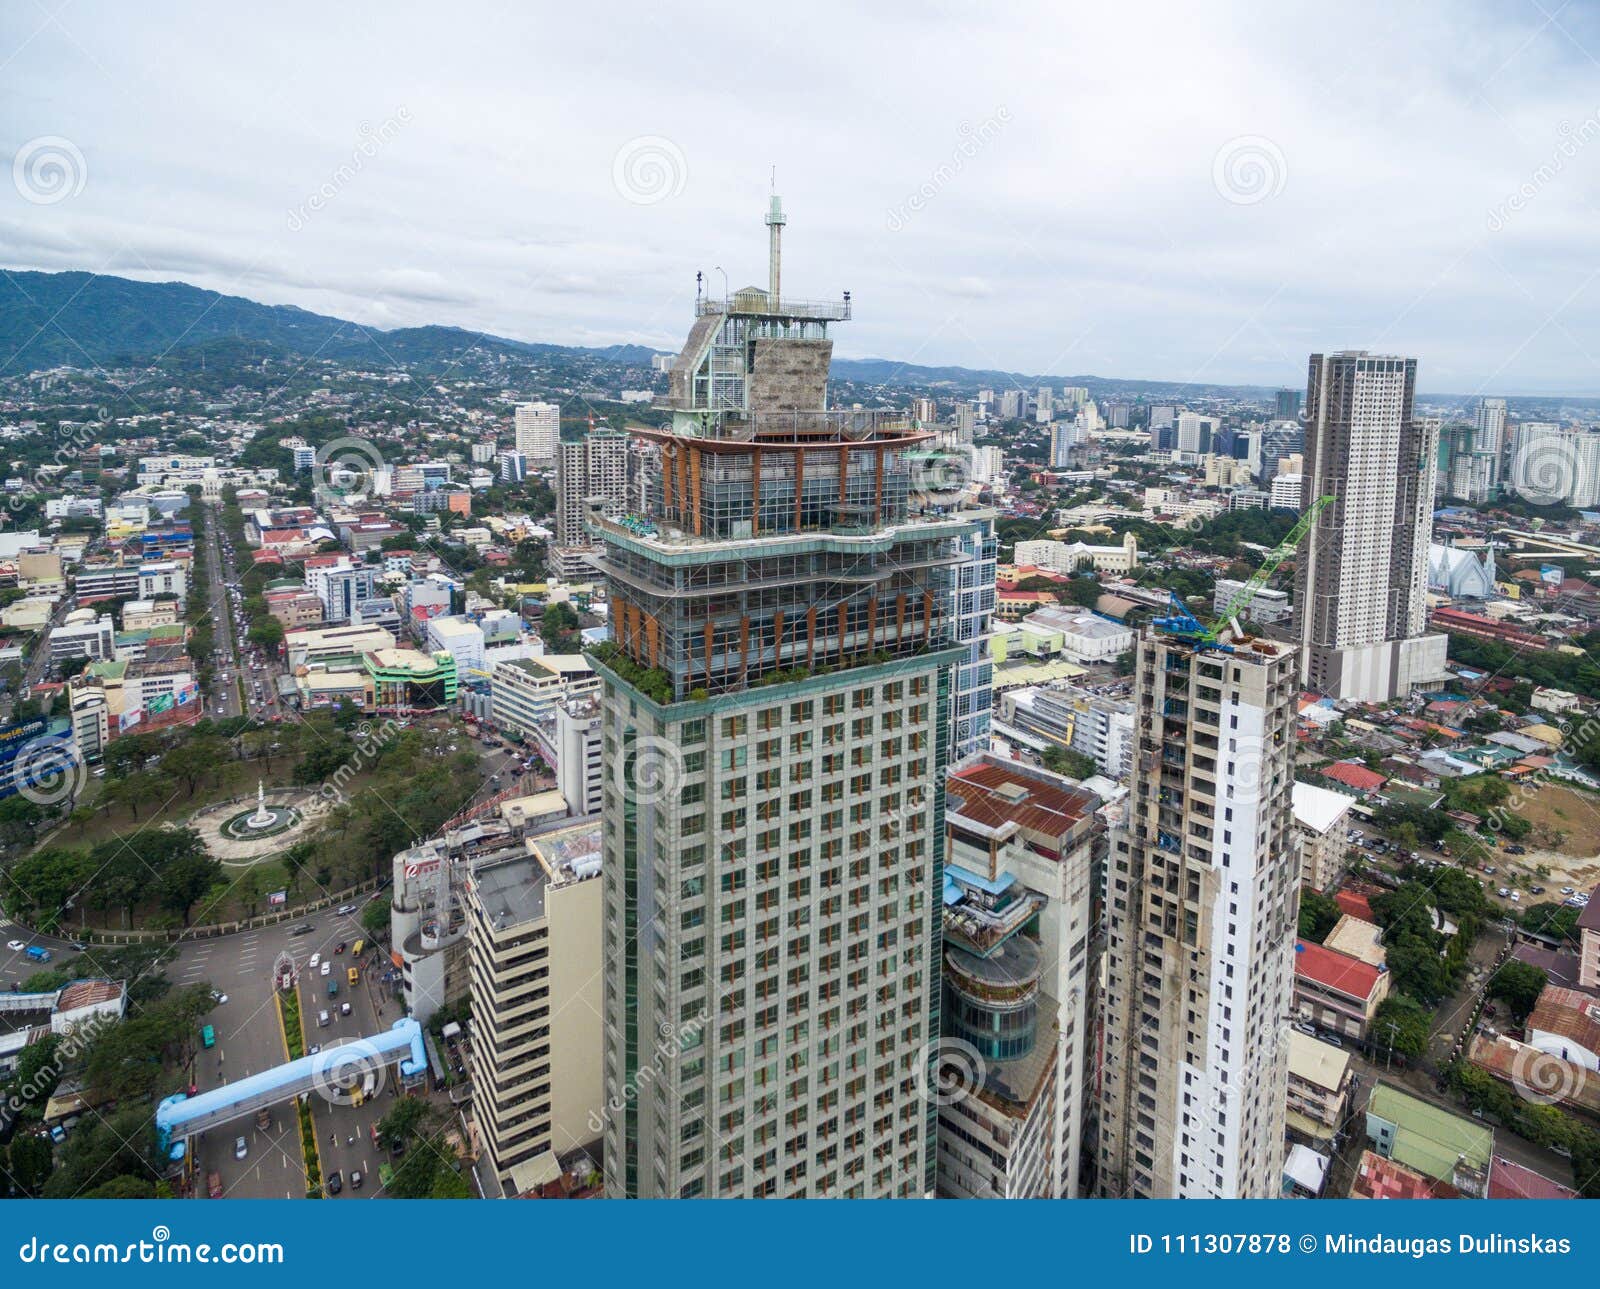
[1211,493,1334,634]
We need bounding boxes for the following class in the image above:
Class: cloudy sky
[5,1,1600,394]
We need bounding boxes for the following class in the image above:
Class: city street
[165,906,387,1198]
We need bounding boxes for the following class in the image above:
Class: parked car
[1530,886,1546,895]
[1497,887,1511,897]
[1484,866,1497,875]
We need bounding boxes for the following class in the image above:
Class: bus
[200,1024,215,1049]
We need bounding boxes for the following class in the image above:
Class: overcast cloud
[5,1,1600,394]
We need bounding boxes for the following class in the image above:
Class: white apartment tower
[1098,625,1300,1199]
[514,401,561,466]
[1295,352,1447,702]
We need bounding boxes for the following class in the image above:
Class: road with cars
[165,903,393,1198]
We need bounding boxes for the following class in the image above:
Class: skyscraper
[553,428,629,577]
[514,401,560,465]
[1036,387,1054,423]
[1274,389,1301,421]
[595,197,977,1198]
[1098,623,1300,1199]
[1295,352,1446,701]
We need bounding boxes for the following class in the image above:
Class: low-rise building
[1364,1082,1493,1198]
[490,655,598,739]
[1286,1031,1352,1143]
[1291,780,1353,891]
[1527,985,1600,1072]
[1292,938,1390,1040]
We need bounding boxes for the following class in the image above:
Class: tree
[540,602,580,653]
[1041,746,1098,780]
[4,1133,53,1197]
[1062,577,1103,608]
[361,898,391,938]
[1488,960,1547,1023]
[378,1096,428,1146]
[1372,994,1432,1060]
[1298,890,1341,942]
[157,852,223,924]
[1522,902,1581,944]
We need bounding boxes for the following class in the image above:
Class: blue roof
[946,863,1015,897]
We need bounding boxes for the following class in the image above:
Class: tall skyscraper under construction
[594,197,985,1197]
[1098,619,1300,1199]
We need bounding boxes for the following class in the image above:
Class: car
[318,1009,331,1027]
[233,1135,248,1160]
[1497,887,1511,897]
[320,960,331,977]
[1483,865,1496,875]
[309,953,321,969]
[350,1168,363,1190]
[1563,886,1575,895]
[390,1137,406,1157]
[1322,1034,1343,1048]
[256,1108,272,1132]
[340,1001,352,1016]
[326,1171,342,1196]
[290,923,315,937]
[337,903,357,916]
[207,1170,224,1199]
[1292,1021,1315,1036]
[1510,892,1521,902]
[335,941,346,954]
[5,940,23,952]
[1530,886,1546,895]
[308,1043,321,1055]
[1566,897,1588,908]
[212,990,228,1004]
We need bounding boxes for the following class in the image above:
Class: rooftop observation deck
[640,408,926,445]
[695,295,851,322]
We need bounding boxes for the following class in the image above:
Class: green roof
[1367,1082,1492,1180]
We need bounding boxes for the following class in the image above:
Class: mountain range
[1,269,1590,412]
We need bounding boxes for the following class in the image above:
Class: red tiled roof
[947,760,1096,844]
[1349,1150,1453,1199]
[1334,890,1375,923]
[56,979,123,1011]
[1488,1156,1577,1199]
[1321,761,1386,792]
[1295,938,1383,1001]
[1528,985,1600,1056]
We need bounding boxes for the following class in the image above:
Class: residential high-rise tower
[1295,351,1446,701]
[1098,623,1300,1199]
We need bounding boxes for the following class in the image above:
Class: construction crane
[1153,494,1334,645]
